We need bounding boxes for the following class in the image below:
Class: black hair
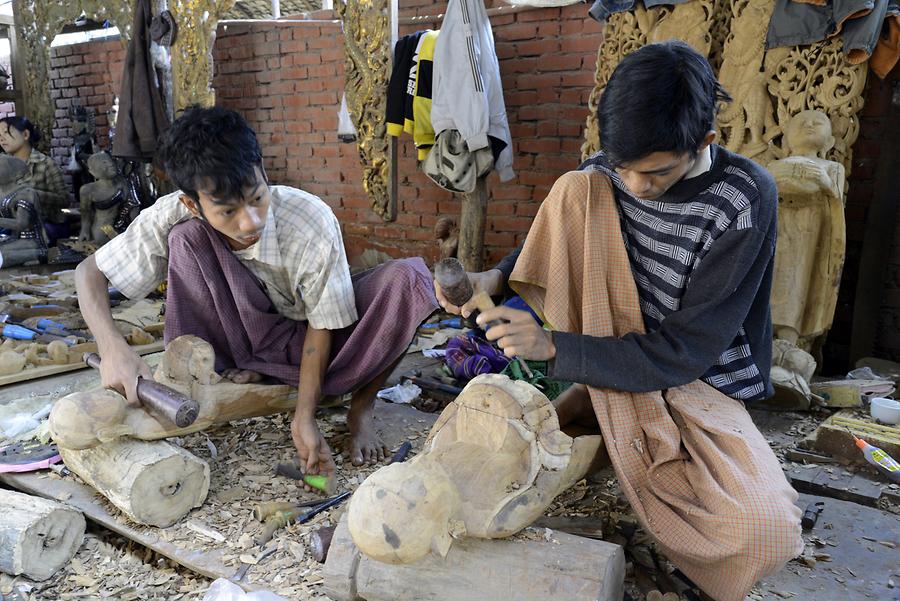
[156,106,263,203]
[0,116,42,146]
[598,40,731,167]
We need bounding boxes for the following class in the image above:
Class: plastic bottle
[852,432,900,483]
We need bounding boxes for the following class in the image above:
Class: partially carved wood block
[49,335,296,450]
[348,374,602,564]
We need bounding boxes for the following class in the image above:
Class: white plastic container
[870,397,900,425]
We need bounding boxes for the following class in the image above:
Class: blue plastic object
[1,324,37,340]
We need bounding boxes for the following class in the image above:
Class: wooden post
[457,177,488,272]
[0,489,86,581]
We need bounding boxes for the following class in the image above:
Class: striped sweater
[497,144,778,401]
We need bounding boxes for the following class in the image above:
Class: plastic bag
[201,578,288,601]
[376,380,421,404]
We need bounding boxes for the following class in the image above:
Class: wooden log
[59,438,210,528]
[324,515,625,601]
[0,488,86,581]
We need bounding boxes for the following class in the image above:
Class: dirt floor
[1,340,898,601]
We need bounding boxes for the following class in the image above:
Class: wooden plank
[0,340,164,387]
[0,471,237,584]
[787,465,888,507]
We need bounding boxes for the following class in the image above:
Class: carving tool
[255,491,351,545]
[274,461,335,494]
[83,352,200,427]
[388,441,413,464]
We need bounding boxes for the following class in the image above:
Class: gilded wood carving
[581,0,867,175]
[14,0,236,156]
[336,0,394,221]
[13,0,134,153]
[169,0,237,111]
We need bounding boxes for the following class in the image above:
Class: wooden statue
[48,335,295,450]
[0,155,47,268]
[0,489,86,581]
[768,110,846,344]
[78,152,136,246]
[347,374,603,564]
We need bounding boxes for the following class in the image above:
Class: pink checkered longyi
[511,171,803,601]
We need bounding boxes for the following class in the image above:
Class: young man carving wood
[435,41,803,601]
[75,107,438,478]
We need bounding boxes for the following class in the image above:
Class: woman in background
[0,116,69,243]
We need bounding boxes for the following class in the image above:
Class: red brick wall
[46,38,126,200]
[213,3,604,266]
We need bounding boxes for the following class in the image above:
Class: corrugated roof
[224,0,321,20]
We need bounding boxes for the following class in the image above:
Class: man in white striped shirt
[75,107,438,477]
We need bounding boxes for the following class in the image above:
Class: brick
[516,39,560,57]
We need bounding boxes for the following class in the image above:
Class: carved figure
[716,0,777,158]
[68,105,97,204]
[649,2,713,56]
[78,152,137,245]
[768,110,846,343]
[0,155,47,267]
[347,374,603,564]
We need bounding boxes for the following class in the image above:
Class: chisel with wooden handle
[83,352,200,427]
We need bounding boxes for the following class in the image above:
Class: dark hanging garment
[113,0,170,161]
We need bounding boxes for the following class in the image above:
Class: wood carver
[347,374,603,564]
[768,110,846,345]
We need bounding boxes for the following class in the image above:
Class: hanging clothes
[114,0,170,161]
[431,0,515,182]
[766,0,899,78]
[386,30,441,160]
[386,31,425,140]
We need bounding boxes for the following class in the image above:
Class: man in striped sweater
[437,40,777,408]
[435,41,801,598]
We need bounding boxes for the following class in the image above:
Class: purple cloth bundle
[445,334,510,380]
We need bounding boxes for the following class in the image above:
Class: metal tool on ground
[274,461,335,494]
[401,370,464,399]
[255,491,351,545]
[232,544,278,582]
[83,352,200,428]
[801,501,825,530]
[388,441,412,464]
[848,427,900,483]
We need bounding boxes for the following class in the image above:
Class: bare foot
[221,368,264,384]
[347,401,390,466]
